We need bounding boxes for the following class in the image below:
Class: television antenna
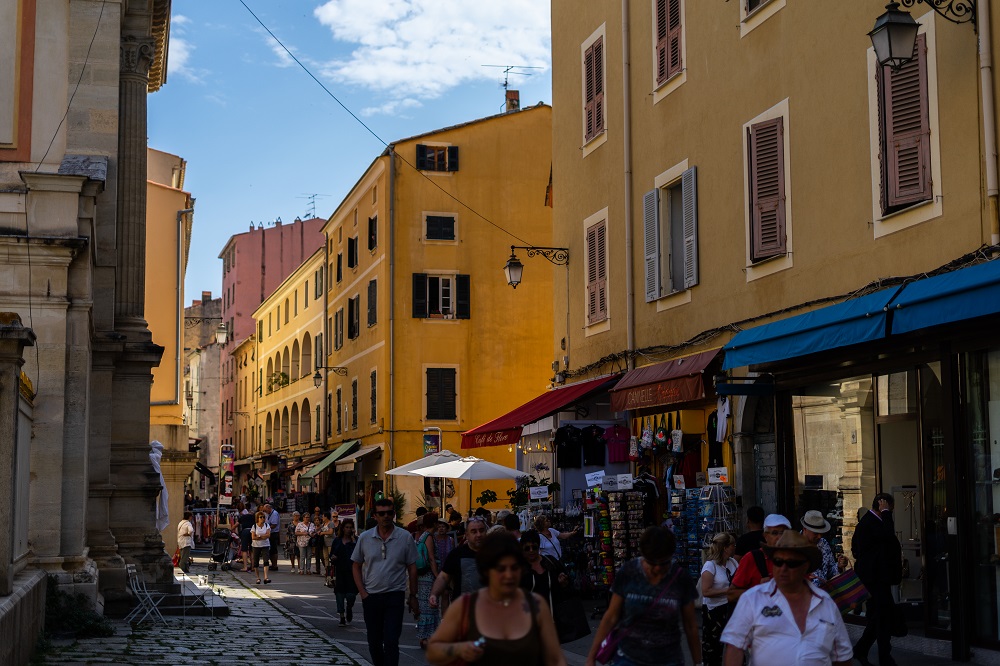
[297,193,330,219]
[482,64,543,92]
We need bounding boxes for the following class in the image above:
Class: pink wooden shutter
[885,34,931,208]
[655,0,668,85]
[593,38,604,135]
[666,0,682,79]
[584,43,596,141]
[750,117,786,261]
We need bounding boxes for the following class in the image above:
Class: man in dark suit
[852,493,903,666]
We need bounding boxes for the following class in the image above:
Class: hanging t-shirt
[706,410,723,467]
[604,426,631,463]
[716,396,730,443]
[581,424,606,466]
[677,448,702,490]
[554,425,583,468]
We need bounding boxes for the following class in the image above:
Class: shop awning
[194,461,216,484]
[283,452,327,473]
[299,440,360,481]
[609,348,720,412]
[890,259,1000,335]
[335,444,383,473]
[722,286,902,370]
[461,375,620,449]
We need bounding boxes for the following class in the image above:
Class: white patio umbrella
[411,457,526,514]
[385,449,463,515]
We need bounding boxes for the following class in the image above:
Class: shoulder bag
[595,566,680,664]
[822,568,869,614]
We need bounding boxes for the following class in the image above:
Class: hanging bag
[822,568,869,614]
[172,548,180,567]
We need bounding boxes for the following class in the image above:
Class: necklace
[487,592,515,607]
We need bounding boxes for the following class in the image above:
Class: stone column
[0,314,36,597]
[115,35,154,335]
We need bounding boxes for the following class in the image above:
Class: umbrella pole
[441,477,445,517]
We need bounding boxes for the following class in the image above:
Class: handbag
[172,548,180,567]
[595,567,680,664]
[822,568,869,614]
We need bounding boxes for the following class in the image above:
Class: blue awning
[722,286,902,370]
[890,259,1000,335]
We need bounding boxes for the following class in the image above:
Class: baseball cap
[763,514,792,529]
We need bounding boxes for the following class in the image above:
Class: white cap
[763,514,791,529]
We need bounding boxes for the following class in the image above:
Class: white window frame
[740,0,785,38]
[583,207,611,336]
[650,159,696,312]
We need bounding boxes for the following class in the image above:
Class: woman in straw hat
[800,510,839,586]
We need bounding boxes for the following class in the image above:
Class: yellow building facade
[322,105,555,519]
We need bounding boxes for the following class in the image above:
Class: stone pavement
[33,570,371,666]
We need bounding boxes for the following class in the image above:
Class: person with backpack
[727,514,790,604]
[415,512,441,648]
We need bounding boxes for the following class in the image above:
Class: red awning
[609,348,721,412]
[462,375,620,449]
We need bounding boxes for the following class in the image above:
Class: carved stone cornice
[120,36,155,80]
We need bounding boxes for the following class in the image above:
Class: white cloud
[168,15,206,83]
[361,98,422,117]
[312,0,550,108]
[259,30,297,68]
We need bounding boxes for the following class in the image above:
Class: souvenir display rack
[607,490,644,567]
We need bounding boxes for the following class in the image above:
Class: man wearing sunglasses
[352,498,418,666]
[721,531,853,666]
[727,514,790,604]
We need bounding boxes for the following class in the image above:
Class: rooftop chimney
[202,290,212,303]
[506,90,520,113]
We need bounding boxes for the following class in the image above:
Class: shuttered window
[412,274,470,318]
[748,117,786,263]
[367,279,377,326]
[336,253,343,282]
[416,144,459,172]
[643,166,699,302]
[368,215,377,250]
[370,370,377,423]
[336,388,342,433]
[347,237,358,268]
[584,37,605,142]
[586,220,608,324]
[351,380,358,429]
[426,215,456,240]
[348,296,360,339]
[878,34,931,213]
[426,368,457,420]
[334,308,343,350]
[655,0,682,86]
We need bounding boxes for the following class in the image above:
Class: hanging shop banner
[529,486,550,500]
[585,470,606,487]
[423,434,440,456]
[219,444,235,506]
[335,503,357,527]
[610,374,703,412]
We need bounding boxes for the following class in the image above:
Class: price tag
[585,470,606,487]
[529,486,550,500]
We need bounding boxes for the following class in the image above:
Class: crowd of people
[177,492,902,666]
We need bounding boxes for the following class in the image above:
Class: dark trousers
[314,542,327,574]
[361,591,405,666]
[178,546,192,574]
[855,583,894,662]
[269,531,280,566]
[702,603,731,666]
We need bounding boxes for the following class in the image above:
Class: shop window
[426,367,456,420]
[412,273,470,319]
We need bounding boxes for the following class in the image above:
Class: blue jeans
[298,545,312,572]
[336,591,357,615]
[361,591,405,666]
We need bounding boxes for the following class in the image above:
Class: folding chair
[124,564,167,625]
[178,572,213,617]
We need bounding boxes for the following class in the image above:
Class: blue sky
[148,0,552,300]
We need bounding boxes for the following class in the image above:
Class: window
[305,281,309,308]
[276,305,280,330]
[348,295,360,339]
[877,34,931,215]
[257,320,263,342]
[336,388,342,433]
[426,368,456,420]
[654,0,682,85]
[328,263,334,291]
[585,221,608,324]
[315,333,324,367]
[748,117,786,263]
[284,298,289,324]
[583,37,605,142]
[351,380,358,429]
[347,237,358,269]
[336,253,343,282]
[367,279,378,326]
[315,405,321,441]
[368,215,377,251]
[426,215,456,241]
[370,370,377,423]
[294,290,298,316]
[416,144,459,172]
[643,167,698,301]
[334,308,344,350]
[412,274,471,319]
[314,267,324,297]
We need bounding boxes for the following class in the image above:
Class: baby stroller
[207,527,236,571]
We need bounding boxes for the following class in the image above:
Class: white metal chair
[124,564,167,625]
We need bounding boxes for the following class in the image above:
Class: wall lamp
[227,411,251,426]
[313,366,348,387]
[503,245,569,289]
[869,1,975,71]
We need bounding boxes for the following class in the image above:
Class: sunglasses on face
[771,557,809,569]
[375,510,394,516]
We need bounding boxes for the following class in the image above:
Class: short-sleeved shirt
[701,557,738,610]
[351,525,417,594]
[538,528,563,561]
[251,523,270,549]
[610,558,697,666]
[731,549,772,591]
[721,579,853,665]
[442,543,482,597]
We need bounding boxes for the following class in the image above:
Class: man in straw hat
[721,531,853,666]
[800,509,839,586]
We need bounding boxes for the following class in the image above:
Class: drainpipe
[323,219,330,446]
[979,1,1000,245]
[621,0,636,369]
[388,149,396,488]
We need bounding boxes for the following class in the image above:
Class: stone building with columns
[0,1,174,661]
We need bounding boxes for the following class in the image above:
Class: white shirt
[701,557,738,609]
[177,519,195,549]
[251,523,271,549]
[720,579,852,666]
[538,528,562,560]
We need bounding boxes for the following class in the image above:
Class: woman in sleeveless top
[427,532,565,666]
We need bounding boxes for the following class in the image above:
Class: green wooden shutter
[412,273,428,318]
[416,144,428,170]
[456,274,471,319]
[447,146,459,172]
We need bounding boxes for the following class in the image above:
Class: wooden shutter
[367,280,377,326]
[351,296,360,337]
[749,117,786,262]
[426,368,457,420]
[412,273,428,318]
[370,370,377,422]
[655,0,668,85]
[666,0,682,79]
[584,37,604,141]
[447,146,459,172]
[586,221,608,323]
[416,144,428,170]
[681,166,699,288]
[643,188,661,302]
[368,216,377,250]
[883,34,931,209]
[456,274,471,319]
[336,253,342,282]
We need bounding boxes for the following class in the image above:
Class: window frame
[582,30,606,146]
[416,144,459,172]
[367,279,378,327]
[585,218,609,325]
[425,366,458,421]
[348,295,360,339]
[644,163,698,303]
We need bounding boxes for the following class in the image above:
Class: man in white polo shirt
[721,531,853,666]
